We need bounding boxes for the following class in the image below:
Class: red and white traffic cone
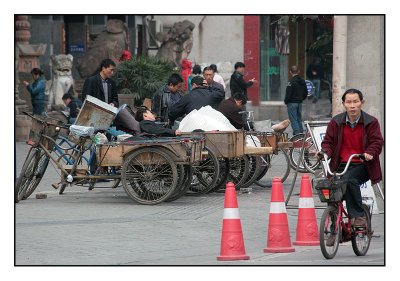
[217,182,250,261]
[264,177,295,253]
[293,174,319,246]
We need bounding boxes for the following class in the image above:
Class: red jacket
[321,110,384,184]
[181,60,192,91]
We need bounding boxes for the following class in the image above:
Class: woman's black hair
[31,68,43,76]
[192,64,202,75]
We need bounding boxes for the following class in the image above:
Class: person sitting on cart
[135,107,182,137]
[317,89,383,232]
[217,92,248,130]
[62,92,82,124]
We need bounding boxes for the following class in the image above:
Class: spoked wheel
[208,158,230,193]
[121,147,178,205]
[166,165,193,202]
[255,151,290,188]
[22,148,50,200]
[190,147,220,194]
[351,204,372,256]
[320,205,341,259]
[228,156,249,190]
[240,156,262,189]
[288,133,308,172]
[15,147,38,203]
[302,136,320,174]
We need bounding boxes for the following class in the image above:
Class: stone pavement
[14,142,385,266]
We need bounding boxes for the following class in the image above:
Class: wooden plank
[244,146,273,155]
[277,142,293,150]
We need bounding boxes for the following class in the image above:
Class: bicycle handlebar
[318,151,365,177]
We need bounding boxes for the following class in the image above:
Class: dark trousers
[337,162,369,218]
[33,104,45,115]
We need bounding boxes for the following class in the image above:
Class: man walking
[318,89,383,241]
[81,59,119,107]
[151,73,184,122]
[284,66,308,136]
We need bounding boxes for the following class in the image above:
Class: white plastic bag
[95,132,108,144]
[179,106,237,132]
[69,125,95,137]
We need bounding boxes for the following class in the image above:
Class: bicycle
[288,132,319,174]
[315,151,374,259]
[239,111,290,188]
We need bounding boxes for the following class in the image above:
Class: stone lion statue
[76,19,127,78]
[47,54,73,106]
[156,20,195,67]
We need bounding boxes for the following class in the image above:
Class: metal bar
[285,132,307,206]
[39,143,69,176]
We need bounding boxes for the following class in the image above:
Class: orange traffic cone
[264,177,295,253]
[217,182,250,261]
[293,174,319,246]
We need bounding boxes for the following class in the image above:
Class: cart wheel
[15,147,38,203]
[208,158,230,193]
[22,148,50,200]
[190,146,220,194]
[121,147,178,205]
[240,155,263,189]
[166,165,192,202]
[228,156,250,190]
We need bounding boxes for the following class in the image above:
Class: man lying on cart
[135,107,182,137]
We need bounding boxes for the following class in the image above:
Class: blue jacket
[27,77,46,104]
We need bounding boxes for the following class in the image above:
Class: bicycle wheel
[121,147,178,205]
[208,158,230,193]
[15,147,38,203]
[23,148,50,199]
[255,151,290,187]
[190,147,220,194]
[240,156,262,189]
[302,136,320,174]
[320,205,341,259]
[351,204,372,256]
[288,133,308,172]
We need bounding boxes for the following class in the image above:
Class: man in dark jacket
[168,76,219,123]
[284,66,308,135]
[306,57,324,103]
[203,66,225,108]
[151,73,184,122]
[135,107,181,137]
[62,93,83,124]
[81,59,119,107]
[217,92,247,129]
[319,89,383,232]
[229,62,257,100]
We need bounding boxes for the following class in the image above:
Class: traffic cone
[217,182,250,261]
[264,177,295,253]
[293,174,319,246]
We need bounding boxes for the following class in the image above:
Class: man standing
[229,62,257,100]
[217,92,247,130]
[318,89,383,234]
[203,66,225,108]
[284,66,308,136]
[152,73,184,122]
[169,76,215,124]
[306,57,324,103]
[81,59,119,107]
